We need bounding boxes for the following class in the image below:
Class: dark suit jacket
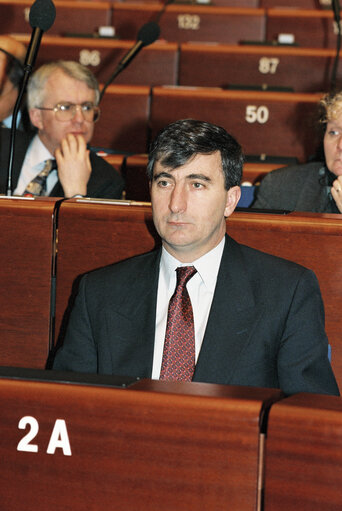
[53,235,339,396]
[252,161,340,213]
[0,128,124,199]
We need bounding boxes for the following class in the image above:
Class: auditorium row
[14,34,342,93]
[2,1,342,48]
[1,195,342,389]
[82,85,323,162]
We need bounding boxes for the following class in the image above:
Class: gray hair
[27,60,100,110]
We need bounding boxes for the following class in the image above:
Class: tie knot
[43,159,57,173]
[176,266,197,287]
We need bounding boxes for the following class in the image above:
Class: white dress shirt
[14,135,58,196]
[151,236,226,379]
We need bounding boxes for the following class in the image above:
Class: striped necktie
[23,159,57,197]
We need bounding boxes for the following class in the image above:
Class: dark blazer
[53,235,339,396]
[252,161,340,213]
[0,128,124,198]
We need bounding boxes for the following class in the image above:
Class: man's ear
[29,108,43,130]
[224,186,241,218]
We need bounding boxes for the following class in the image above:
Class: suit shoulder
[85,248,160,284]
[234,239,314,277]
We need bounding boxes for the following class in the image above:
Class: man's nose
[169,184,187,214]
[72,105,85,122]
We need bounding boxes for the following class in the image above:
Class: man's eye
[192,182,204,189]
[82,102,93,112]
[58,103,72,112]
[157,180,170,187]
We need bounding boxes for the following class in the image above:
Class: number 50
[245,105,269,124]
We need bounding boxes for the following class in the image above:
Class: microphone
[99,21,160,102]
[6,0,56,196]
[330,0,341,93]
[25,0,56,71]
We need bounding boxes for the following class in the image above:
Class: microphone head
[137,21,160,47]
[29,0,56,31]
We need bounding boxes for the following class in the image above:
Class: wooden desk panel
[91,84,151,153]
[0,197,59,368]
[261,0,329,7]
[264,392,342,510]
[150,87,322,162]
[0,371,282,510]
[0,0,112,36]
[15,35,178,87]
[179,43,341,92]
[112,3,266,44]
[266,9,337,48]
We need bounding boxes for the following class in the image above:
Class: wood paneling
[150,87,322,162]
[91,84,151,153]
[179,43,341,92]
[15,34,179,87]
[266,8,337,48]
[0,371,282,510]
[0,0,112,36]
[112,3,266,44]
[264,392,342,510]
[0,197,59,368]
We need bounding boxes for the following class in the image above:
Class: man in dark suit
[1,60,123,199]
[53,119,339,396]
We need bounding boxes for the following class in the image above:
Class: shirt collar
[27,134,54,169]
[160,236,226,292]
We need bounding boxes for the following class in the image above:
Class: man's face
[150,151,241,262]
[29,69,96,155]
[324,111,342,177]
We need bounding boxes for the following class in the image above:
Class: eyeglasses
[36,102,100,123]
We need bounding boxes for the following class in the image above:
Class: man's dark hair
[147,119,244,189]
[0,47,24,88]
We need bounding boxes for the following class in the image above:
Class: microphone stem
[6,68,31,196]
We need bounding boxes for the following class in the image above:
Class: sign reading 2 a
[17,416,72,456]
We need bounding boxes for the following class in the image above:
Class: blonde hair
[319,91,342,124]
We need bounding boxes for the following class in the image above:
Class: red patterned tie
[160,266,197,381]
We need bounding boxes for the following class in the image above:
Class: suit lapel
[193,236,258,384]
[108,249,161,378]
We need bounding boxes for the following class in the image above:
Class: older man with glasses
[0,60,124,199]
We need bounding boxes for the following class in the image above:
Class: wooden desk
[266,8,337,48]
[91,84,151,153]
[261,0,330,7]
[264,392,342,510]
[0,0,112,36]
[112,3,266,44]
[179,43,342,92]
[15,34,179,87]
[0,196,59,368]
[0,367,282,510]
[150,87,322,162]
